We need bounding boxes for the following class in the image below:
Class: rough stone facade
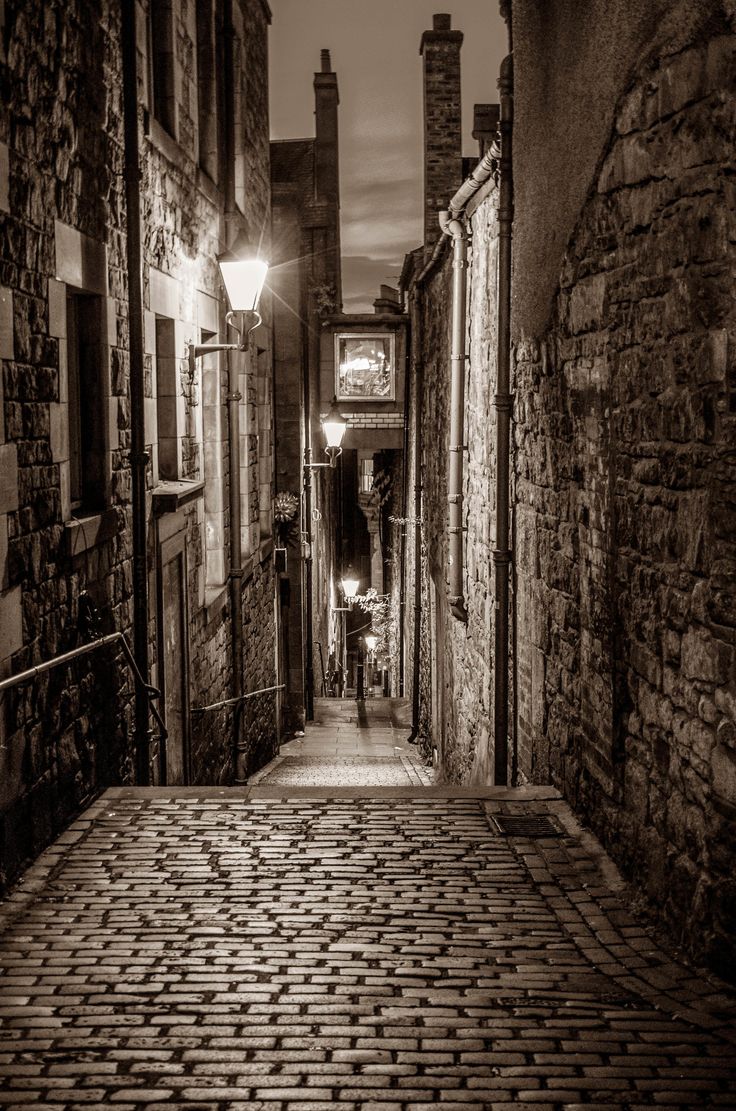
[512,10,736,975]
[404,181,499,783]
[401,1,736,975]
[0,0,278,889]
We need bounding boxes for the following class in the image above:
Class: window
[360,456,374,494]
[148,1,176,136]
[201,337,226,588]
[196,0,218,181]
[67,291,106,513]
[155,317,180,480]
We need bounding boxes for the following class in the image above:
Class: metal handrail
[0,631,168,746]
[191,683,285,716]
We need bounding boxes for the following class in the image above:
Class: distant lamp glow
[364,634,377,652]
[341,572,359,603]
[218,256,268,314]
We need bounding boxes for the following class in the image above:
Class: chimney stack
[314,48,339,203]
[473,103,500,158]
[373,284,402,315]
[420,13,463,255]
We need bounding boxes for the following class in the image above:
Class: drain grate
[491,813,563,838]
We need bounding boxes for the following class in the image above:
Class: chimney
[373,284,403,315]
[420,14,463,255]
[473,103,500,158]
[314,48,339,203]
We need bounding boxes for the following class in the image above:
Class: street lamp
[304,397,348,470]
[364,633,377,653]
[332,571,360,700]
[187,251,268,375]
[340,571,360,604]
[186,247,267,785]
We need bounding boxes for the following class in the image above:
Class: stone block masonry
[0,0,279,890]
[513,21,736,975]
[0,0,135,890]
[408,182,499,784]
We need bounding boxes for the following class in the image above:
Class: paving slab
[1,789,736,1108]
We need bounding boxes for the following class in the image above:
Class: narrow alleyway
[1,711,736,1109]
[250,698,434,788]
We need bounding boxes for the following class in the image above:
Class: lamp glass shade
[341,575,359,602]
[218,258,268,312]
[322,397,347,449]
[364,634,377,652]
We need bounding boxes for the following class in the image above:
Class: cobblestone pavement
[250,698,434,788]
[1,789,736,1110]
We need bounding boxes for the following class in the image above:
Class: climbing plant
[352,587,392,657]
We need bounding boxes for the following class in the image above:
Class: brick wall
[420,15,464,257]
[513,15,736,973]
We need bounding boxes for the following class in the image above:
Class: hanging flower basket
[274,491,300,548]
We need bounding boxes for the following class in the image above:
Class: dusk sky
[269,1,507,311]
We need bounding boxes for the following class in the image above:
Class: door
[159,531,190,785]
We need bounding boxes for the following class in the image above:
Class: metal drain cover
[491,813,563,837]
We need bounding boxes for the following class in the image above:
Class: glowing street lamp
[187,250,268,375]
[305,396,349,471]
[364,634,377,653]
[218,256,268,315]
[340,571,360,604]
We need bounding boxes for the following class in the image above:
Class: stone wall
[513,10,736,974]
[0,0,134,889]
[0,0,278,889]
[406,178,499,783]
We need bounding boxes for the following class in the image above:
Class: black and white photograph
[1,0,736,1105]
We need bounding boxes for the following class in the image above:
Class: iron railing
[190,683,285,716]
[0,633,168,767]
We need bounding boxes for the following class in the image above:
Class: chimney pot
[433,13,452,30]
[320,48,331,72]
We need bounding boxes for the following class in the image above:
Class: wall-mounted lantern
[187,252,268,375]
[340,571,360,605]
[304,396,349,471]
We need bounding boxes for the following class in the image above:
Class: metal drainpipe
[399,307,412,698]
[222,0,247,781]
[121,0,151,784]
[493,53,514,786]
[408,289,423,743]
[440,213,469,625]
[227,345,246,783]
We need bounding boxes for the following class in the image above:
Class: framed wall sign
[335,333,395,401]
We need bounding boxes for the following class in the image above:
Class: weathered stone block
[681,626,732,684]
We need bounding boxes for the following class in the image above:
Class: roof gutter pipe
[439,145,498,626]
[493,54,514,786]
[439,212,469,624]
[121,0,151,784]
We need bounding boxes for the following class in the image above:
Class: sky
[269,1,508,312]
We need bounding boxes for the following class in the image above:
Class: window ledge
[152,480,205,515]
[65,507,120,557]
[204,584,228,620]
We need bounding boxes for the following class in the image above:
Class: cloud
[341,170,422,260]
[341,253,408,312]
